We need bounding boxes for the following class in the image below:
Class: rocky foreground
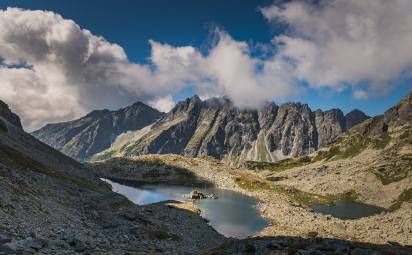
[0,103,225,254]
[90,154,411,248]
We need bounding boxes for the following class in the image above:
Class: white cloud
[353,89,368,100]
[0,8,175,130]
[261,0,412,96]
[147,29,298,109]
[2,2,411,130]
[149,95,175,113]
[0,8,299,131]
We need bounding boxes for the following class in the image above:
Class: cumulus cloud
[353,89,368,100]
[0,8,298,130]
[261,0,412,98]
[148,96,175,113]
[2,2,411,130]
[0,8,175,130]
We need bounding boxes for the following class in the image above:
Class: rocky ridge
[32,102,165,161]
[94,96,369,165]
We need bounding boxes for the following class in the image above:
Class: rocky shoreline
[90,154,412,249]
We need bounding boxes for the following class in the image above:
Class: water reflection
[312,200,386,219]
[102,178,268,238]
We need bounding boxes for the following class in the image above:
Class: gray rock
[345,109,370,129]
[112,96,370,164]
[32,101,165,161]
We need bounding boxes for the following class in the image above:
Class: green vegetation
[371,132,391,149]
[234,173,341,206]
[234,174,274,191]
[307,231,318,238]
[312,147,341,161]
[234,172,360,206]
[313,132,392,162]
[373,167,410,185]
[389,188,412,211]
[0,119,7,133]
[245,156,311,172]
[88,150,116,162]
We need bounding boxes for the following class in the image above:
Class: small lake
[311,200,386,220]
[102,179,269,238]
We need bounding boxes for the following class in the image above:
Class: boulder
[187,190,217,200]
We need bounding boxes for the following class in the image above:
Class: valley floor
[91,153,412,247]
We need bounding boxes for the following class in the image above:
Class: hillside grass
[389,188,412,212]
[245,156,311,173]
[233,172,357,206]
[313,132,391,162]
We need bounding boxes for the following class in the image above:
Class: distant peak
[188,95,201,102]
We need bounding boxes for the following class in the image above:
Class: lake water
[102,179,269,238]
[311,200,386,220]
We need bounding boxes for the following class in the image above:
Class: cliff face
[32,102,164,161]
[0,101,22,128]
[95,96,369,164]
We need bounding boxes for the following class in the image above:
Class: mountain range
[2,93,410,255]
[33,96,369,163]
[32,102,164,161]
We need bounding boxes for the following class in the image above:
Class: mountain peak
[345,109,370,129]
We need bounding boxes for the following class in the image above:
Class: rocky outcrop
[32,102,164,160]
[345,109,370,129]
[384,92,412,126]
[96,96,369,164]
[186,190,217,200]
[315,109,346,147]
[0,101,22,128]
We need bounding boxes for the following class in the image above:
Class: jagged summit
[92,95,370,164]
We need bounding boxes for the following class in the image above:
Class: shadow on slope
[90,157,214,188]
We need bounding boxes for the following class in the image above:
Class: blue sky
[0,0,411,130]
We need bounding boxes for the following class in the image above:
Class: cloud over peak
[1,1,412,130]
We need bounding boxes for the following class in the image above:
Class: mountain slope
[0,100,22,128]
[32,102,164,161]
[251,91,412,210]
[0,100,225,254]
[94,96,368,164]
